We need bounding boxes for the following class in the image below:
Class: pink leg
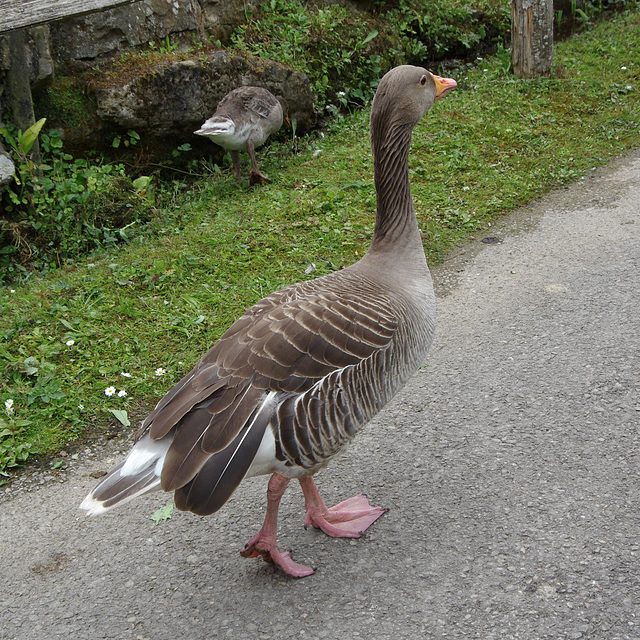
[300,476,387,538]
[240,473,314,578]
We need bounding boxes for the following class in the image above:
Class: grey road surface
[1,151,639,640]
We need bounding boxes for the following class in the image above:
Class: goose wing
[242,94,275,120]
[140,275,398,510]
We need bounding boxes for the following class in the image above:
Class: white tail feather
[80,435,170,515]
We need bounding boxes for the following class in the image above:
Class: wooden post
[511,0,554,78]
[5,29,41,165]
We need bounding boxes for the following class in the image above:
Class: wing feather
[137,271,400,514]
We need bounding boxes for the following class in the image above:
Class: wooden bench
[0,0,138,34]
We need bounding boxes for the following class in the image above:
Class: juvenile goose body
[194,86,284,185]
[82,66,456,577]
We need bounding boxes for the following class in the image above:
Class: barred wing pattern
[133,267,432,515]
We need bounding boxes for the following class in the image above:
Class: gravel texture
[1,151,639,640]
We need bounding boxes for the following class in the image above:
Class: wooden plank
[0,0,140,34]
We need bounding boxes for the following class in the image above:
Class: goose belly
[206,129,249,151]
[246,423,320,479]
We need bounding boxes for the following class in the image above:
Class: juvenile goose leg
[240,473,315,577]
[300,476,387,538]
[230,150,242,181]
[247,140,271,185]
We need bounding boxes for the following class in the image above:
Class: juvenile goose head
[82,66,456,578]
[194,86,285,185]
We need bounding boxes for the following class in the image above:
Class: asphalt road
[1,150,639,640]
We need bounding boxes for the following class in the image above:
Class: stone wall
[40,0,260,74]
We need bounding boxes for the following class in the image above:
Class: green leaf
[150,501,174,524]
[22,356,39,376]
[133,175,153,191]
[18,118,47,155]
[108,409,131,427]
[362,30,378,46]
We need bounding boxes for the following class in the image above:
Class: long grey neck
[367,121,422,258]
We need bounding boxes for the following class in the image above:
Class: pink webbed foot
[305,494,388,538]
[300,477,387,538]
[239,473,314,578]
[240,533,314,578]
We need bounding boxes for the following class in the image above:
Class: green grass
[1,8,640,474]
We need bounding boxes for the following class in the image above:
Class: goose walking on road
[82,66,457,577]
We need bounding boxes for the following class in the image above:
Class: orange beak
[433,74,457,100]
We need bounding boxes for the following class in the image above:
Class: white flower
[155,368,166,376]
[121,372,132,378]
[78,404,85,410]
[463,186,470,191]
[621,66,627,70]
[66,339,75,346]
[10,289,15,294]
[117,390,127,398]
[105,386,116,396]
[4,399,14,414]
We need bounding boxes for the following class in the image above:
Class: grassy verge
[1,8,640,475]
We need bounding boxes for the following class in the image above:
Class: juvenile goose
[81,66,457,578]
[194,86,284,185]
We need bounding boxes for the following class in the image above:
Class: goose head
[371,65,457,138]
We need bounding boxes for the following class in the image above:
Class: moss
[85,44,222,92]
[33,76,96,130]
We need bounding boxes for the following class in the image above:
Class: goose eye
[420,75,428,86]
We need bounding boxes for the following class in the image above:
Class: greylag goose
[194,86,284,185]
[81,66,456,577]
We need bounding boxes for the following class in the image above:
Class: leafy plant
[112,129,141,149]
[231,0,388,110]
[0,403,35,472]
[0,126,157,280]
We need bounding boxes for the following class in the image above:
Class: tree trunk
[511,0,554,78]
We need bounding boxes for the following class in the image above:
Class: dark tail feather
[175,407,270,515]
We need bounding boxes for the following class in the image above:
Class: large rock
[89,49,315,157]
[0,149,15,187]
